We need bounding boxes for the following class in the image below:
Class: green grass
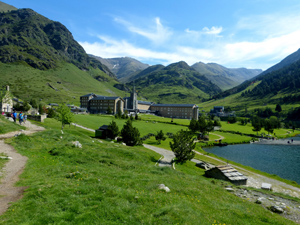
[0,119,295,224]
[0,62,124,105]
[0,115,25,134]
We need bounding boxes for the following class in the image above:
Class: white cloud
[81,10,300,71]
[114,17,172,45]
[185,26,223,36]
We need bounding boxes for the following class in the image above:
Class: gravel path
[0,119,44,215]
[143,144,175,167]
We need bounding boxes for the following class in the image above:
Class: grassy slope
[0,62,124,105]
[201,81,300,113]
[0,115,25,134]
[0,118,294,224]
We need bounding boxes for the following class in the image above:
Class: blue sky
[4,0,300,70]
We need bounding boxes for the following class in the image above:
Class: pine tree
[170,130,195,164]
[155,130,166,144]
[107,120,119,139]
[121,119,142,146]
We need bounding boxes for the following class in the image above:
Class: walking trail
[0,119,44,215]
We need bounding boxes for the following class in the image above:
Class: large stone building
[80,89,199,120]
[150,104,199,120]
[0,86,13,113]
[80,93,124,114]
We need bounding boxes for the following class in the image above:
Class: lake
[204,136,300,184]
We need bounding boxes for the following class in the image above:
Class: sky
[3,0,300,70]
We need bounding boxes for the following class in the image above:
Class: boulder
[270,205,284,214]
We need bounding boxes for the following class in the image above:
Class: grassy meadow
[0,62,124,105]
[0,118,295,224]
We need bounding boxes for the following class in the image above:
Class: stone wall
[27,114,47,122]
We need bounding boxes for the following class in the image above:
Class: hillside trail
[0,119,44,215]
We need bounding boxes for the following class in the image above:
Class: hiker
[12,111,17,123]
[19,111,24,125]
[24,114,27,124]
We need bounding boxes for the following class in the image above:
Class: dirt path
[210,132,225,141]
[143,144,174,167]
[0,120,44,215]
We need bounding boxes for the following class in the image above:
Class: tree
[155,130,166,144]
[107,120,119,139]
[275,104,282,113]
[264,119,274,135]
[107,106,112,114]
[47,107,57,118]
[23,101,30,111]
[206,119,214,134]
[170,130,195,164]
[121,119,142,146]
[56,104,74,130]
[198,116,207,134]
[30,99,38,109]
[252,115,262,134]
[38,103,45,114]
[188,118,199,132]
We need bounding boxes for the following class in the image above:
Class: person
[12,111,17,123]
[19,111,23,125]
[24,114,27,124]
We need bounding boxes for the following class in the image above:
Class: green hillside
[0,8,114,75]
[0,119,294,224]
[0,1,17,13]
[191,62,262,90]
[0,62,124,105]
[125,61,222,103]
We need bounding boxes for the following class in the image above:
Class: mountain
[90,55,149,81]
[191,62,262,90]
[0,6,123,104]
[123,61,222,104]
[126,64,165,82]
[258,48,300,77]
[212,49,300,106]
[0,7,114,77]
[0,1,16,12]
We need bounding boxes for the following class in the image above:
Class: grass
[0,62,124,106]
[0,118,295,224]
[0,115,25,134]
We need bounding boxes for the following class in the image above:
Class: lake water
[204,136,300,184]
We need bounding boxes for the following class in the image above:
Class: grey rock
[270,205,284,214]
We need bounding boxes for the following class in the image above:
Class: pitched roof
[80,93,95,97]
[214,165,247,181]
[138,100,153,105]
[151,103,197,108]
[91,96,121,101]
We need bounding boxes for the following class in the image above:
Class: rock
[72,141,82,148]
[122,143,126,146]
[98,140,103,143]
[225,188,234,192]
[158,184,170,192]
[261,183,272,190]
[255,197,265,204]
[268,198,275,201]
[270,205,284,214]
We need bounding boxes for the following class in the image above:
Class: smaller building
[210,106,235,117]
[205,165,247,186]
[95,125,109,139]
[0,86,13,113]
